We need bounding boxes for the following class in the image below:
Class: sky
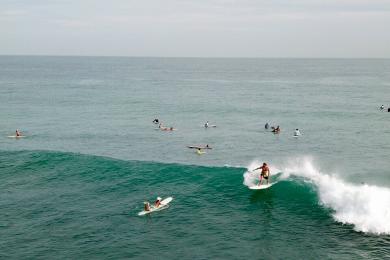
[0,0,389,57]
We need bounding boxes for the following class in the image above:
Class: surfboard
[8,135,25,138]
[187,146,212,149]
[160,128,176,131]
[249,183,274,190]
[138,197,173,216]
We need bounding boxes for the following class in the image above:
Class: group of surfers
[154,118,215,131]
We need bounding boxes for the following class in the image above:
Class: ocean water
[0,56,389,259]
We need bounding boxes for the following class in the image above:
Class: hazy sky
[1,0,389,57]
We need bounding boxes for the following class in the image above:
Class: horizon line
[1,54,389,59]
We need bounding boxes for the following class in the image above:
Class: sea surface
[0,56,389,259]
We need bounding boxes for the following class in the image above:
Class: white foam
[244,157,390,234]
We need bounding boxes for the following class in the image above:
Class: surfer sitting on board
[15,129,21,137]
[155,197,162,207]
[253,162,270,185]
[204,121,209,128]
[144,202,151,211]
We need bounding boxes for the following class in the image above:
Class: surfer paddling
[158,123,175,131]
[253,162,270,185]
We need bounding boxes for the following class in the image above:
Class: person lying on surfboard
[253,162,270,185]
[158,123,175,131]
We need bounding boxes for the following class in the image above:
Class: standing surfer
[253,163,270,185]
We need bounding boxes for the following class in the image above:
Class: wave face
[244,157,390,235]
[1,150,390,259]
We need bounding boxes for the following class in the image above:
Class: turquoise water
[1,56,390,258]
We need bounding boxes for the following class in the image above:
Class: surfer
[153,118,159,124]
[155,197,162,207]
[294,129,301,136]
[196,148,204,155]
[265,123,269,130]
[380,105,384,110]
[253,162,270,185]
[204,121,209,128]
[272,126,280,134]
[15,129,21,137]
[159,123,175,131]
[144,202,151,212]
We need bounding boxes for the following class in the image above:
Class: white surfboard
[249,183,275,190]
[138,197,173,216]
[8,135,26,138]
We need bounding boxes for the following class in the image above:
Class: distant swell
[243,157,390,235]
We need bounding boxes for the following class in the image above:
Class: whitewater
[244,157,390,234]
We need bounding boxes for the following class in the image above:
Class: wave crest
[244,157,390,234]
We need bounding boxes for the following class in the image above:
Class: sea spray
[279,157,390,234]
